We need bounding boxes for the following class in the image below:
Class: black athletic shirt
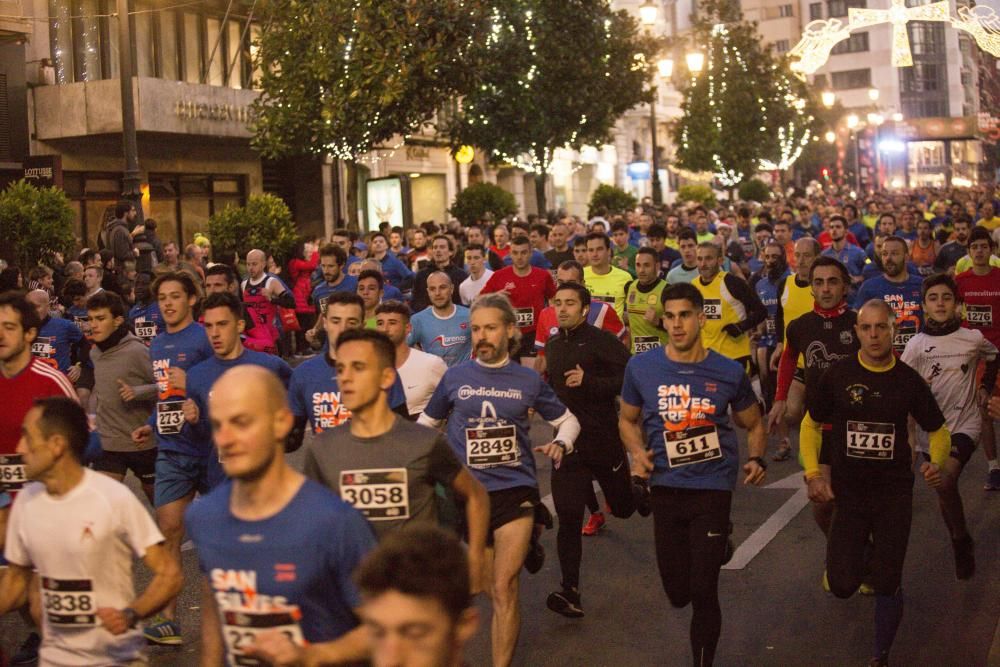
[809,355,945,496]
[786,309,859,406]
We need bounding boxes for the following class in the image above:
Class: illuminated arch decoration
[789,1,1000,74]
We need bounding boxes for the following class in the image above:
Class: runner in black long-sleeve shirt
[543,282,635,618]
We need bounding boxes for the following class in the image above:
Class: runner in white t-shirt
[0,397,181,666]
[459,244,494,305]
[375,300,447,418]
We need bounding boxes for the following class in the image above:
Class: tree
[588,184,638,218]
[208,194,299,266]
[0,180,76,270]
[446,0,656,214]
[673,0,816,194]
[449,183,518,226]
[676,184,717,208]
[738,178,772,202]
[251,1,491,160]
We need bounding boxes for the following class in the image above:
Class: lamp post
[846,113,860,193]
[116,0,142,221]
[867,112,884,189]
[640,0,664,205]
[821,90,836,109]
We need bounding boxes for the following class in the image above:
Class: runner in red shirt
[955,226,1000,490]
[481,236,556,361]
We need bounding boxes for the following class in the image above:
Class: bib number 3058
[42,577,96,626]
[664,425,723,468]
[339,469,409,520]
[223,609,304,667]
[846,421,895,459]
[465,425,519,468]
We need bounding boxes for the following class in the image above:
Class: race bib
[223,608,304,667]
[765,318,777,336]
[703,299,722,320]
[892,323,917,350]
[317,296,329,315]
[966,304,992,328]
[339,469,409,520]
[157,401,185,435]
[515,308,535,328]
[135,321,158,340]
[663,425,723,468]
[846,421,895,459]
[42,577,95,627]
[73,316,89,333]
[633,336,661,353]
[465,425,519,468]
[0,454,27,492]
[31,341,54,358]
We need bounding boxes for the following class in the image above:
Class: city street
[3,420,998,666]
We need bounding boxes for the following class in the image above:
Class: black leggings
[827,490,912,598]
[551,454,635,589]
[651,487,732,667]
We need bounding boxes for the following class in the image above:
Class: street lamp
[639,0,659,26]
[821,90,836,108]
[825,130,836,144]
[868,87,880,102]
[891,111,904,122]
[657,57,674,78]
[685,51,705,73]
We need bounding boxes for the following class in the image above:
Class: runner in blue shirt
[130,270,213,645]
[619,282,767,667]
[821,216,867,285]
[854,236,925,354]
[26,289,82,373]
[128,271,164,347]
[749,242,790,425]
[186,365,374,667]
[419,293,580,667]
[408,272,473,367]
[288,292,407,451]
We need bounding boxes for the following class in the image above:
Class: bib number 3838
[339,469,409,520]
[846,421,895,459]
[664,425,722,468]
[465,425,519,468]
[0,454,27,492]
[223,609,304,667]
[42,577,96,627]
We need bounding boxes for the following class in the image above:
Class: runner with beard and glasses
[749,242,791,457]
[901,273,997,579]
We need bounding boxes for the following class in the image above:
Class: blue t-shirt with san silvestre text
[853,272,925,351]
[423,360,569,491]
[148,322,214,456]
[408,305,472,368]
[621,349,757,491]
[35,316,83,372]
[311,277,359,314]
[288,354,407,433]
[185,478,374,665]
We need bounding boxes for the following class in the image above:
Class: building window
[779,4,794,16]
[908,22,945,56]
[148,173,247,246]
[812,74,829,88]
[902,99,948,117]
[827,0,865,17]
[901,63,942,92]
[831,32,869,54]
[774,39,790,53]
[809,2,823,19]
[62,172,123,249]
[831,68,872,90]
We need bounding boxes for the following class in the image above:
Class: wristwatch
[552,439,568,452]
[747,456,768,470]
[122,607,140,629]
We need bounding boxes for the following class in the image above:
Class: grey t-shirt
[304,417,463,539]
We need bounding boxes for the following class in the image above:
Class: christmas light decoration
[849,0,950,67]
[951,6,1000,57]
[788,19,852,75]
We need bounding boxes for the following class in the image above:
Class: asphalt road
[2,422,998,666]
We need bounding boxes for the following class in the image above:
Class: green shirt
[612,244,638,277]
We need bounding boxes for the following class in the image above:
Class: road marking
[722,473,810,570]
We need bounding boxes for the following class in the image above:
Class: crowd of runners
[0,185,998,666]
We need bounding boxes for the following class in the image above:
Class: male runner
[25,289,83,374]
[288,292,407,449]
[303,329,489,577]
[354,526,481,667]
[241,249,294,355]
[619,282,767,667]
[582,232,632,320]
[87,291,158,503]
[0,397,181,666]
[691,242,766,368]
[310,244,358,318]
[749,243,790,440]
[666,229,701,285]
[185,366,374,667]
[821,215,867,285]
[127,271,164,347]
[131,271,213,644]
[409,271,473,368]
[357,269,384,328]
[374,301,447,418]
[482,236,556,361]
[955,226,1000,490]
[544,282,635,618]
[459,243,493,306]
[419,293,580,667]
[411,235,467,312]
[901,273,996,578]
[625,248,671,355]
[854,236,924,354]
[801,299,949,666]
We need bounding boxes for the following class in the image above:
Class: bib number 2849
[465,425,518,468]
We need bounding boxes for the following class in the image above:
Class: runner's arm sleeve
[927,426,951,468]
[271,289,296,309]
[774,335,800,401]
[774,276,787,340]
[417,413,444,429]
[799,411,824,480]
[546,409,580,453]
[724,273,767,332]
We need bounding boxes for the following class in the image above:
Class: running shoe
[581,511,606,536]
[143,615,183,645]
[858,582,875,596]
[524,540,545,574]
[821,569,830,593]
[546,588,584,618]
[772,439,792,462]
[11,632,40,665]
[952,536,975,580]
[632,476,652,517]
[985,469,1000,491]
